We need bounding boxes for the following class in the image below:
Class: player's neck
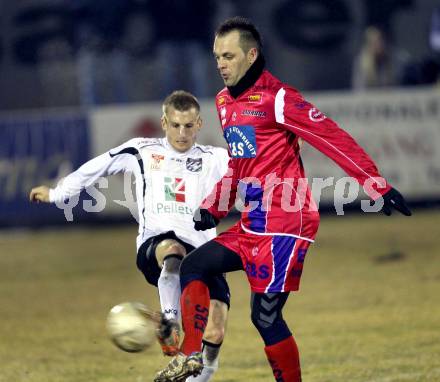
[227,54,265,99]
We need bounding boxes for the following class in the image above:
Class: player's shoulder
[215,88,231,109]
[259,70,303,100]
[193,143,227,156]
[133,137,166,149]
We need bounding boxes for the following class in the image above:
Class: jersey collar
[227,54,265,99]
[162,137,197,155]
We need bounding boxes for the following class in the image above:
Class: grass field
[1,211,439,382]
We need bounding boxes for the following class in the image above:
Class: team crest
[186,158,202,172]
[151,154,164,170]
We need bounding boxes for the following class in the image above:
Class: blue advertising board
[0,113,91,226]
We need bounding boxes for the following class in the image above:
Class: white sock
[157,264,181,321]
[186,341,220,382]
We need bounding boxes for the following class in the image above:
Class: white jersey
[49,137,230,250]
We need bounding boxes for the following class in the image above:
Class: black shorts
[136,231,231,308]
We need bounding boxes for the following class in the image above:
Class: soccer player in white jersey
[29,91,231,382]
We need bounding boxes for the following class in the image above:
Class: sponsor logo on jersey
[164,177,185,202]
[156,203,193,215]
[151,154,164,170]
[186,158,202,172]
[224,125,257,158]
[308,107,326,122]
[247,93,263,103]
[241,109,267,118]
[217,96,226,106]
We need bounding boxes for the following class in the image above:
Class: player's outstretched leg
[251,292,302,382]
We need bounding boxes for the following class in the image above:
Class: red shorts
[214,222,313,293]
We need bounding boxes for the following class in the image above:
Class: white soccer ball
[106,302,155,353]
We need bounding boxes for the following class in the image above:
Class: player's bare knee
[155,239,186,268]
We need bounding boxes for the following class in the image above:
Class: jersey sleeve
[274,87,391,198]
[200,152,238,220]
[211,147,230,181]
[49,138,140,203]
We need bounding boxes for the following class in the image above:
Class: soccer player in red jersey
[154,17,411,382]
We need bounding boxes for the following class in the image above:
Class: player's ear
[196,116,203,131]
[160,115,167,131]
[248,47,258,65]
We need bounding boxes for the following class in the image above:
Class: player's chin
[175,142,190,152]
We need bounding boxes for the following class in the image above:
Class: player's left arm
[29,138,138,205]
[275,87,411,216]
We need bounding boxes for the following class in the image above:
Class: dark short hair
[162,90,200,115]
[215,16,262,53]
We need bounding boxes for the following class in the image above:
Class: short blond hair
[162,90,200,116]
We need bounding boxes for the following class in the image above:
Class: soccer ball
[106,302,156,353]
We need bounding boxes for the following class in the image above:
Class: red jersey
[204,70,390,242]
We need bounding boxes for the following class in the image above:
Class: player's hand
[382,187,412,216]
[193,208,219,231]
[29,185,50,203]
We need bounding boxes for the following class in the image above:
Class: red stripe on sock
[180,280,210,355]
[264,336,301,382]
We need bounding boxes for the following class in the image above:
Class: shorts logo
[308,107,326,122]
[224,125,257,158]
[164,177,185,202]
[151,154,164,170]
[247,93,262,104]
[245,261,270,279]
[186,158,202,172]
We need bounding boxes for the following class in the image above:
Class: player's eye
[185,123,194,128]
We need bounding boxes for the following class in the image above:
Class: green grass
[0,211,439,381]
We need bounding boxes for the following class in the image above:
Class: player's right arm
[29,138,141,204]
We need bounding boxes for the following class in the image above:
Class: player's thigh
[181,239,243,277]
[203,299,228,344]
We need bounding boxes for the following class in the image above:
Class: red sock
[264,336,302,382]
[180,280,210,355]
